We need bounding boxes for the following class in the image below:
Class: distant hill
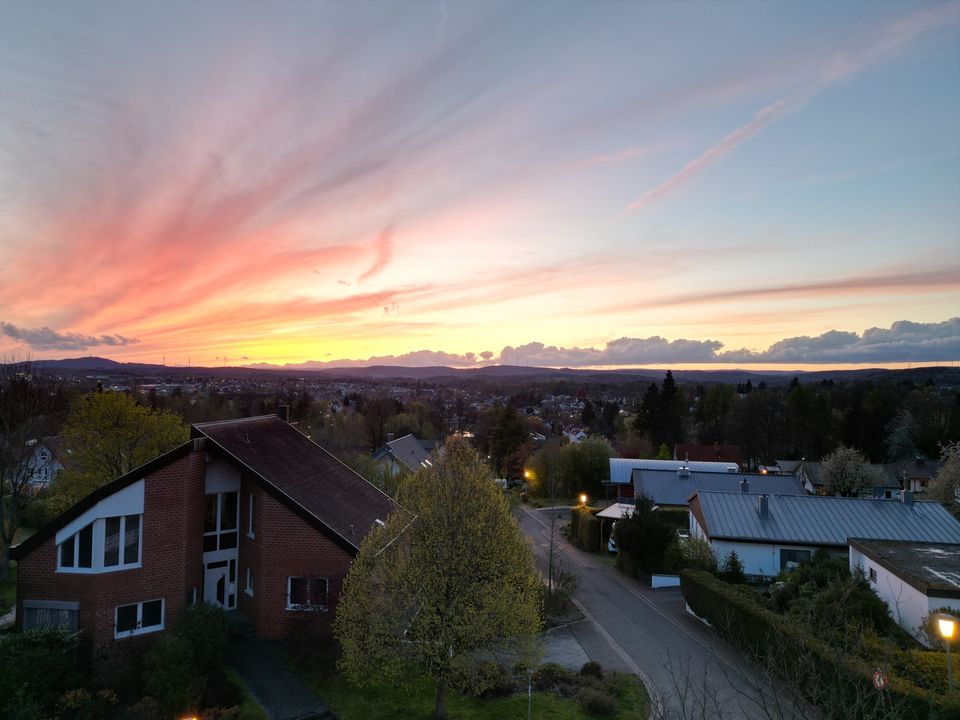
[12,356,960,387]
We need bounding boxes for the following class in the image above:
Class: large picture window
[58,515,140,573]
[115,598,164,638]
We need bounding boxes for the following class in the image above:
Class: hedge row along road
[518,506,781,720]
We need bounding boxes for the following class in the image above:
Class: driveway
[519,506,788,720]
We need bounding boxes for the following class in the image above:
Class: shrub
[0,628,81,716]
[614,494,675,574]
[578,512,601,552]
[580,660,604,679]
[532,663,576,695]
[719,551,746,584]
[143,603,230,716]
[578,687,616,716]
[173,602,230,675]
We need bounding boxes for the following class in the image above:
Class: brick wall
[17,447,356,655]
[239,483,354,639]
[17,450,206,659]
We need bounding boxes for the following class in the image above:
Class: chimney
[740,478,749,493]
[900,490,914,505]
[386,432,395,442]
[276,405,290,423]
[757,494,769,518]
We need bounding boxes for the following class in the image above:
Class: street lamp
[579,493,588,506]
[937,613,957,691]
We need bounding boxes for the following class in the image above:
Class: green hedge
[578,514,601,552]
[680,569,960,720]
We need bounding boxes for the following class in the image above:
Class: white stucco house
[688,490,960,579]
[848,538,960,647]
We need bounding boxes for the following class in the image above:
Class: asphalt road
[519,506,792,720]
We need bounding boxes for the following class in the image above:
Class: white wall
[205,457,240,494]
[56,479,144,544]
[849,546,960,647]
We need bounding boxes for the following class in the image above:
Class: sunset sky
[1,1,959,369]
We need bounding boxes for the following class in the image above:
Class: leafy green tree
[614,493,675,574]
[560,435,615,498]
[54,392,188,504]
[335,437,541,720]
[820,445,884,497]
[656,443,671,460]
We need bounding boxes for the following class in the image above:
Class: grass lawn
[314,673,647,720]
[0,564,16,615]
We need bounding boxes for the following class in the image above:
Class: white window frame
[204,491,239,553]
[247,493,255,539]
[57,515,142,574]
[245,566,254,596]
[114,598,165,639]
[285,576,328,611]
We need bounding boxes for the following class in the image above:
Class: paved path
[229,639,335,720]
[520,506,783,720]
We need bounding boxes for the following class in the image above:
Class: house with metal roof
[372,433,432,476]
[688,490,960,579]
[849,538,960,646]
[11,413,399,666]
[608,457,738,498]
[633,469,805,508]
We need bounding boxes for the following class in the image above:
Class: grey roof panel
[697,491,960,546]
[634,469,805,506]
[609,458,737,484]
[384,434,431,473]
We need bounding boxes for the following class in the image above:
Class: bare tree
[0,359,61,581]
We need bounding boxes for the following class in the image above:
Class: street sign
[873,669,888,690]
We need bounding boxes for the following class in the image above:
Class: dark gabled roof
[373,434,431,473]
[10,439,200,561]
[694,491,960,546]
[849,538,960,599]
[11,415,400,561]
[194,416,398,552]
[633,468,805,506]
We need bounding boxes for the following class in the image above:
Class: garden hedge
[679,569,960,720]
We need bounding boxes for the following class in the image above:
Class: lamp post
[579,493,588,506]
[937,613,957,691]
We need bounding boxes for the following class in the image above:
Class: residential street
[519,506,785,720]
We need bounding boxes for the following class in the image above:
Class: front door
[204,562,229,608]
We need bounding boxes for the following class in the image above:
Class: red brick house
[10,413,397,658]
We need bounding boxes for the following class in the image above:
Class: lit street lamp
[579,493,588,506]
[937,613,957,691]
